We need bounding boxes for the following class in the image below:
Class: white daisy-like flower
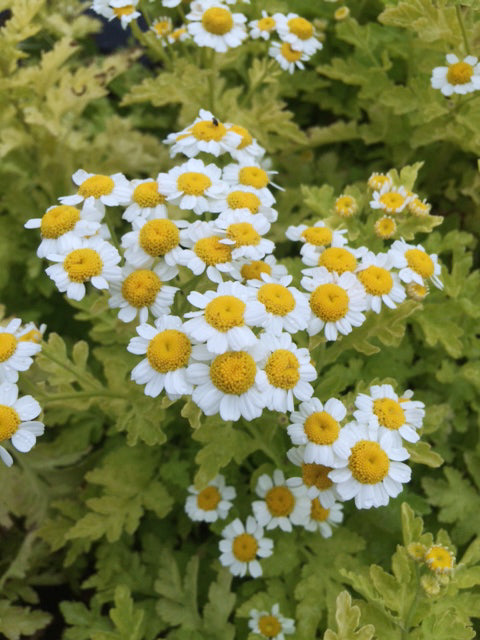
[186,1,247,53]
[368,172,392,192]
[286,445,340,508]
[303,499,343,537]
[388,239,443,290]
[222,162,281,197]
[0,383,44,467]
[249,11,277,40]
[431,54,480,96]
[408,196,431,217]
[45,236,121,301]
[301,267,367,340]
[286,221,347,254]
[329,423,412,509]
[217,184,278,222]
[246,275,309,335]
[287,397,347,466]
[168,26,190,44]
[16,322,46,345]
[122,179,168,222]
[248,603,295,639]
[186,342,267,421]
[252,469,310,532]
[224,123,266,165]
[0,319,42,384]
[151,16,172,38]
[354,384,425,445]
[165,109,242,158]
[230,255,289,284]
[59,169,130,212]
[127,315,194,400]
[356,252,406,313]
[370,184,411,215]
[374,216,397,240]
[121,216,187,271]
[301,243,366,271]
[157,158,227,215]
[185,474,236,523]
[109,0,141,28]
[215,210,274,260]
[275,13,322,56]
[219,516,273,578]
[108,263,178,324]
[24,204,101,259]
[178,220,234,284]
[269,40,309,74]
[183,281,260,354]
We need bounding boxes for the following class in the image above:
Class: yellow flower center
[265,485,295,517]
[147,329,191,373]
[210,351,256,395]
[304,411,340,445]
[407,282,428,301]
[310,283,349,322]
[302,463,333,490]
[0,405,20,442]
[375,216,396,239]
[319,247,357,274]
[191,120,227,141]
[139,219,179,257]
[409,198,430,216]
[310,500,330,521]
[121,270,162,308]
[288,16,314,40]
[177,172,212,196]
[373,398,405,430]
[334,6,350,20]
[241,260,272,281]
[201,7,233,35]
[425,545,454,573]
[257,16,275,32]
[40,205,80,239]
[0,333,17,363]
[133,182,166,208]
[153,20,171,36]
[226,222,261,247]
[257,283,295,316]
[379,192,406,212]
[335,195,357,217]
[63,248,102,283]
[281,42,303,62]
[204,295,245,332]
[447,61,473,85]
[348,440,389,484]
[368,174,390,191]
[113,5,134,17]
[405,249,434,278]
[265,349,300,390]
[232,532,258,562]
[238,167,269,189]
[226,191,260,213]
[77,174,114,198]
[196,486,221,510]
[301,226,333,247]
[170,27,187,40]
[229,125,253,149]
[258,615,282,638]
[357,266,393,296]
[194,236,232,266]
[18,329,42,344]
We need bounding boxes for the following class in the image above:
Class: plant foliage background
[1,0,480,638]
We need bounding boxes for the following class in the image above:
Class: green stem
[42,390,126,406]
[104,207,120,251]
[207,49,217,113]
[401,565,421,639]
[456,6,470,55]
[39,350,102,391]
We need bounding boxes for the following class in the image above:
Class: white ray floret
[248,603,295,639]
[121,216,187,271]
[219,516,273,578]
[165,109,242,158]
[269,40,310,74]
[230,255,288,284]
[286,221,347,254]
[370,184,412,214]
[431,54,480,96]
[215,210,274,260]
[303,499,343,538]
[356,251,406,313]
[59,169,130,213]
[186,1,247,53]
[0,319,42,383]
[286,445,340,508]
[224,122,266,164]
[252,469,310,532]
[388,240,443,290]
[0,382,44,467]
[301,243,366,270]
[216,184,277,222]
[122,178,168,222]
[185,474,236,523]
[178,220,234,284]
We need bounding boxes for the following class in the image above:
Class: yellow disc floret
[227,191,260,214]
[373,398,405,430]
[139,219,179,257]
[409,197,431,216]
[204,295,245,332]
[191,120,227,141]
[281,42,303,62]
[122,270,162,308]
[40,206,80,239]
[241,260,272,281]
[0,405,20,442]
[349,440,389,484]
[425,545,455,574]
[194,236,232,266]
[288,16,314,40]
[232,532,258,561]
[63,249,102,283]
[304,411,340,445]
[310,284,349,322]
[197,486,221,510]
[226,222,261,247]
[238,167,269,189]
[368,173,391,191]
[319,247,357,274]
[77,174,114,198]
[257,16,276,32]
[257,283,295,316]
[405,249,434,278]
[153,20,171,36]
[374,216,396,239]
[229,125,252,149]
[258,615,282,638]
[334,6,350,20]
[177,172,212,196]
[379,192,406,212]
[147,330,191,373]
[18,329,42,344]
[447,61,473,85]
[133,182,166,208]
[301,463,333,490]
[210,351,256,394]
[202,7,233,35]
[0,334,17,362]
[301,226,332,247]
[113,5,134,17]
[265,349,300,389]
[265,486,295,517]
[335,195,357,218]
[407,282,428,301]
[358,266,393,296]
[311,500,330,521]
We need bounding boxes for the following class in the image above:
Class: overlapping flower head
[25,107,444,587]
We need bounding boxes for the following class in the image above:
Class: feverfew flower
[151,16,172,38]
[252,469,310,532]
[269,41,309,74]
[354,384,425,445]
[122,179,168,222]
[304,499,343,537]
[165,109,242,158]
[185,474,236,522]
[178,220,234,283]
[287,397,347,466]
[0,319,41,383]
[219,516,273,578]
[222,162,281,197]
[388,239,443,289]
[329,424,411,509]
[370,185,411,214]
[186,1,247,53]
[286,221,347,253]
[408,196,431,217]
[431,54,480,96]
[45,237,121,301]
[286,446,339,508]
[425,545,455,574]
[59,170,130,212]
[249,11,277,41]
[225,123,265,164]
[368,172,392,192]
[128,316,193,399]
[168,26,189,44]
[374,216,396,240]
[215,210,274,260]
[248,603,295,639]
[0,383,44,467]
[301,244,365,270]
[275,13,322,56]
[335,195,357,218]
[356,252,406,313]
[230,255,288,283]
[109,0,141,28]
[121,217,186,271]
[218,185,277,222]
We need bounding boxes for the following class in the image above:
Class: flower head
[121,217,187,271]
[252,469,310,532]
[370,184,411,214]
[425,545,455,574]
[0,382,44,467]
[269,41,309,74]
[304,499,343,537]
[215,210,274,261]
[389,240,443,289]
[275,13,322,56]
[431,54,480,96]
[122,179,168,222]
[356,252,406,313]
[249,11,277,41]
[0,318,42,384]
[286,446,339,508]
[165,109,242,158]
[185,474,236,522]
[248,603,295,638]
[186,1,247,53]
[219,516,273,577]
[60,170,130,212]
[374,216,396,239]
